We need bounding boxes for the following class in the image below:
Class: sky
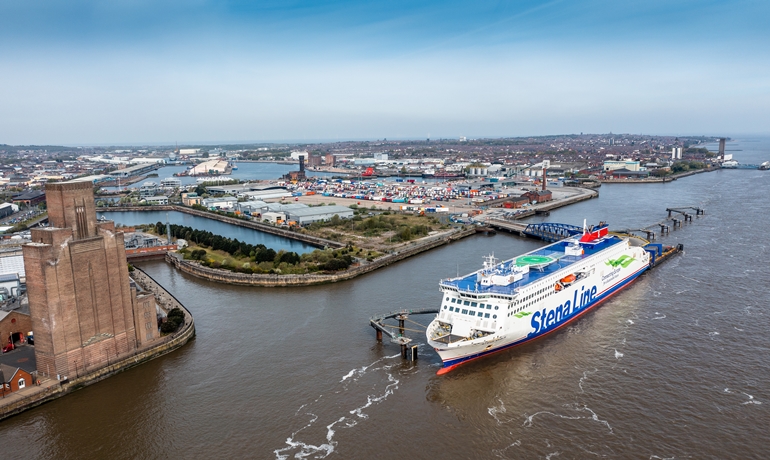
[1,0,768,145]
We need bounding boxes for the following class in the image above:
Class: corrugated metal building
[285,206,354,225]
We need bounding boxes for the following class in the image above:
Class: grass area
[299,210,451,249]
[179,243,382,274]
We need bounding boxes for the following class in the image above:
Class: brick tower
[22,181,157,379]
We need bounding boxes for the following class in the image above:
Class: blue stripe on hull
[440,264,648,369]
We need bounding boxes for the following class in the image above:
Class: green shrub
[160,321,178,333]
[167,308,184,321]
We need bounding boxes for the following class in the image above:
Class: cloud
[1,0,768,143]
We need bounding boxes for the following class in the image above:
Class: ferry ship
[426,223,651,374]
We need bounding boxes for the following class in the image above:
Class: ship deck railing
[442,237,625,293]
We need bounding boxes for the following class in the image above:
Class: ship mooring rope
[404,317,429,329]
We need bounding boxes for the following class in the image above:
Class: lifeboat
[560,274,576,284]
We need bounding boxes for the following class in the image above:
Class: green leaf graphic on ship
[605,255,635,268]
[514,312,531,318]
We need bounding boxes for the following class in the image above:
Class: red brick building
[0,364,33,394]
[12,190,46,208]
[0,310,32,350]
[22,182,158,380]
[501,196,530,208]
[522,190,553,203]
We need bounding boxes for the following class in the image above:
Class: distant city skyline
[1,0,768,145]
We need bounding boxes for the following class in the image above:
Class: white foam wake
[524,404,613,434]
[578,368,598,394]
[488,398,509,425]
[274,353,403,459]
[723,388,762,405]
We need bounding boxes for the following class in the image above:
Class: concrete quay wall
[165,227,477,287]
[0,268,195,422]
[601,167,717,184]
[96,205,344,249]
[538,187,598,211]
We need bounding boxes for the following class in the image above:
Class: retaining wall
[165,227,476,286]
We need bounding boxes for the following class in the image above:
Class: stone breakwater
[0,267,195,422]
[96,206,344,249]
[165,227,477,286]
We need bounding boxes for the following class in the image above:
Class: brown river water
[1,138,768,459]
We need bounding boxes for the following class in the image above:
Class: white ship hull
[426,229,650,374]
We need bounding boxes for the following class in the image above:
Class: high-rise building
[22,182,158,379]
[718,138,726,161]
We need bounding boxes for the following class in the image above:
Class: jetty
[369,308,439,360]
[369,210,694,363]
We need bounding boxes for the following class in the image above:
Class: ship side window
[479,303,485,309]
[443,306,447,310]
[471,302,477,307]
[477,311,484,317]
[463,300,470,306]
[451,298,456,303]
[493,315,497,319]
[494,306,499,310]
[461,309,468,314]
[449,307,454,311]
[485,313,490,318]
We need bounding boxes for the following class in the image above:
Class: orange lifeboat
[560,274,576,284]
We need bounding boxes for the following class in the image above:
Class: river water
[1,138,769,459]
[97,210,316,254]
[99,162,340,191]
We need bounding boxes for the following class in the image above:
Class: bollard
[376,329,382,342]
[401,343,408,358]
[410,345,419,361]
